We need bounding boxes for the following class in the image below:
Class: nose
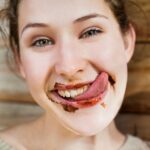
[55,47,86,80]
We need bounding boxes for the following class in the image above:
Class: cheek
[20,51,55,91]
[84,38,127,73]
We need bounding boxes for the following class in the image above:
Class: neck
[34,112,125,150]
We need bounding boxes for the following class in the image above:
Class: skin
[0,0,136,149]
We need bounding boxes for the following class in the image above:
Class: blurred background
[0,0,150,143]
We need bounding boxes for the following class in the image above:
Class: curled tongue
[74,72,108,101]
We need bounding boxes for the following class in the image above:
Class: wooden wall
[116,0,150,141]
[0,0,150,141]
[122,0,150,114]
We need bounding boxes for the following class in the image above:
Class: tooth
[77,89,80,95]
[58,85,88,98]
[58,90,65,97]
[83,86,88,92]
[70,90,78,97]
[78,88,83,95]
[65,90,70,97]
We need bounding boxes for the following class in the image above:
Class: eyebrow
[74,13,108,23]
[21,13,108,36]
[21,23,49,37]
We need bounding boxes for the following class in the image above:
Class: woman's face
[18,0,135,135]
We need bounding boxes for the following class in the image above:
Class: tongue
[74,72,108,101]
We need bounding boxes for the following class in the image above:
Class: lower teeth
[58,93,73,100]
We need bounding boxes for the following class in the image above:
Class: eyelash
[31,38,54,47]
[31,27,102,47]
[79,27,102,39]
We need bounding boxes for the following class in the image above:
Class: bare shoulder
[121,135,150,150]
[0,127,27,150]
[0,116,45,150]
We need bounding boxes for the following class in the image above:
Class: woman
[0,0,149,149]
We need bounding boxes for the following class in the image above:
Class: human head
[0,0,136,136]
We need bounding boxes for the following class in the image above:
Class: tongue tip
[74,72,109,101]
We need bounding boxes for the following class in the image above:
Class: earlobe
[124,24,136,63]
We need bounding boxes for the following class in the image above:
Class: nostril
[78,69,83,73]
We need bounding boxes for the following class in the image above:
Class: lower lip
[47,85,108,110]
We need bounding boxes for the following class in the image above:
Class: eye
[79,27,102,39]
[32,38,54,47]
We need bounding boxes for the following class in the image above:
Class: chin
[61,114,114,137]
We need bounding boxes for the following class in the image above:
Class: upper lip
[53,81,93,91]
[50,72,115,91]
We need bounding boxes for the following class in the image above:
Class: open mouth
[46,72,115,112]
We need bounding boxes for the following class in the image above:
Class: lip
[46,72,110,112]
[51,72,115,91]
[53,81,93,91]
[48,88,107,110]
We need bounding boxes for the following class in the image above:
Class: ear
[123,24,136,63]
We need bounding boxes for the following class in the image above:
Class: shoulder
[0,117,43,150]
[0,128,28,150]
[120,134,150,150]
[0,137,16,150]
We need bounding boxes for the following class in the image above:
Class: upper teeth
[58,85,88,98]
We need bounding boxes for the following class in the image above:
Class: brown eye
[32,38,54,47]
[79,27,102,39]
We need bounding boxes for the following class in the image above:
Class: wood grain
[115,113,150,141]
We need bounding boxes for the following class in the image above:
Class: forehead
[19,0,113,24]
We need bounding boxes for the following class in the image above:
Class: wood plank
[126,70,150,97]
[0,48,33,102]
[0,102,44,129]
[121,43,150,113]
[129,43,150,70]
[127,0,150,41]
[115,114,150,141]
[122,92,150,113]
